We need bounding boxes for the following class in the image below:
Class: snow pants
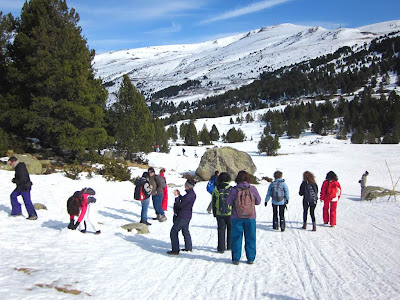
[216,215,231,252]
[10,189,37,217]
[323,199,338,226]
[231,218,256,263]
[170,218,192,252]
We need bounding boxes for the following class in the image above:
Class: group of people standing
[207,169,342,265]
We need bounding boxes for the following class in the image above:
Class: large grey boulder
[1,154,43,175]
[196,146,257,181]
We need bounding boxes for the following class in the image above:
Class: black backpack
[304,183,318,203]
[215,186,232,216]
[67,191,83,216]
[134,178,150,201]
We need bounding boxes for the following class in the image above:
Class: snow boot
[302,222,307,229]
[312,223,317,231]
[280,220,286,232]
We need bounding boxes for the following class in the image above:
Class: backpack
[234,187,255,218]
[134,178,148,201]
[271,181,285,202]
[67,191,83,216]
[215,186,232,216]
[327,181,338,199]
[206,177,216,194]
[304,183,318,203]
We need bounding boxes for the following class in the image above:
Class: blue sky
[1,0,400,53]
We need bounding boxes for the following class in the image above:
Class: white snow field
[1,119,400,299]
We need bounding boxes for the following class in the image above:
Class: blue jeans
[170,218,192,252]
[231,218,256,262]
[10,189,37,217]
[152,194,164,215]
[141,197,150,221]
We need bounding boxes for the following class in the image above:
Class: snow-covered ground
[1,114,400,299]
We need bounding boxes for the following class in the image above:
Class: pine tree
[7,0,109,154]
[209,124,220,141]
[258,134,280,156]
[112,74,155,157]
[154,118,170,153]
[185,121,198,146]
[198,124,211,145]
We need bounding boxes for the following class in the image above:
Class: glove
[264,202,268,207]
[72,221,80,230]
[285,200,289,205]
[88,196,96,204]
[12,178,16,183]
[67,219,75,229]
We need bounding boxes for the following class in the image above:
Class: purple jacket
[227,182,261,219]
[173,188,196,219]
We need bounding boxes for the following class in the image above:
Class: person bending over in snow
[68,187,101,234]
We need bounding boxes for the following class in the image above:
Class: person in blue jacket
[265,171,289,231]
[167,179,196,255]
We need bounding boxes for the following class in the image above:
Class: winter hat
[185,179,195,189]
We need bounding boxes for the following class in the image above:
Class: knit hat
[185,179,195,189]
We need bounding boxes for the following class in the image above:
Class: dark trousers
[216,216,231,252]
[303,199,316,223]
[10,189,37,217]
[170,218,192,252]
[272,204,285,228]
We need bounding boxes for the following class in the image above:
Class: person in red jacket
[68,187,101,234]
[160,168,168,211]
[320,171,341,227]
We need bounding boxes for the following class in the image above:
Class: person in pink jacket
[68,187,101,234]
[160,168,168,211]
[320,171,341,227]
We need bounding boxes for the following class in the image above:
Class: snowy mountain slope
[1,110,400,299]
[94,20,400,105]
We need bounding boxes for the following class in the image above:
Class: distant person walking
[359,171,369,200]
[227,171,261,265]
[265,171,289,231]
[320,171,342,227]
[299,171,318,231]
[160,168,168,211]
[7,156,37,220]
[182,148,186,156]
[148,167,167,222]
[167,179,196,255]
[211,172,232,253]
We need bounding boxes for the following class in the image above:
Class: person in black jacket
[8,156,38,220]
[299,171,318,231]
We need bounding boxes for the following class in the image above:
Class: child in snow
[320,171,342,227]
[299,171,318,231]
[167,179,196,255]
[68,187,101,234]
[265,171,289,231]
